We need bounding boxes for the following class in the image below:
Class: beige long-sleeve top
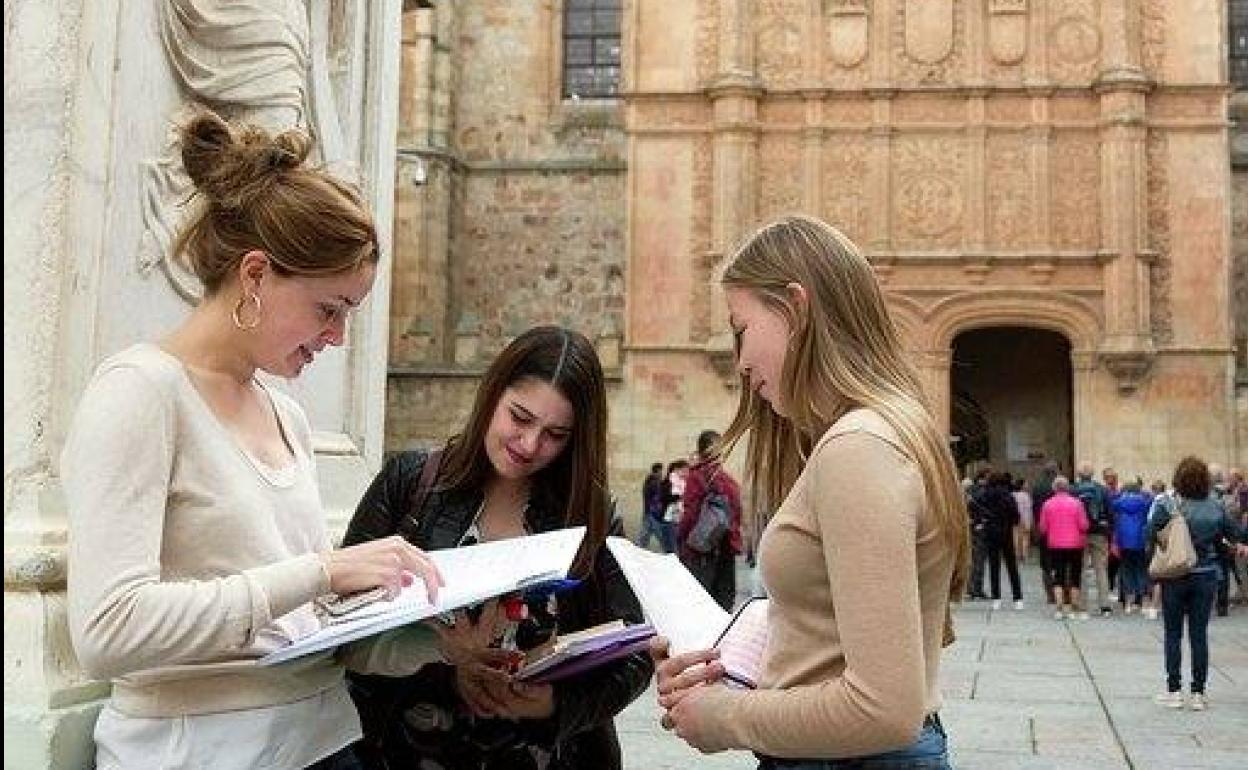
[694,409,954,759]
[60,344,436,768]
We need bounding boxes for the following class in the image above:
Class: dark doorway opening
[950,327,1073,482]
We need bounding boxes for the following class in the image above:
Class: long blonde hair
[719,215,969,600]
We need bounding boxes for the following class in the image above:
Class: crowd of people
[963,458,1248,711]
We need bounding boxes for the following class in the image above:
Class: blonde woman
[653,215,967,768]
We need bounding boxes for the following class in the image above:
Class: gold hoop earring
[231,292,262,331]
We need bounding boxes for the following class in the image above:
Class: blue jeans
[306,746,364,770]
[1161,570,1217,693]
[757,715,950,769]
[1118,549,1148,604]
[636,514,676,552]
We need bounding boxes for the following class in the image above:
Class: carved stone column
[964,94,988,263]
[867,97,893,253]
[1095,0,1154,392]
[802,93,825,215]
[1070,349,1100,464]
[705,0,761,367]
[919,349,955,437]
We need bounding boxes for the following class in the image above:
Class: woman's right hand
[650,636,724,711]
[321,535,444,601]
[431,601,521,717]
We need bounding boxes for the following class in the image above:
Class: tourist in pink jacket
[1037,477,1090,620]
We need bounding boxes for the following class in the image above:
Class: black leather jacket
[343,449,653,769]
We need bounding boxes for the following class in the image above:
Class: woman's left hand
[660,684,729,753]
[651,636,724,710]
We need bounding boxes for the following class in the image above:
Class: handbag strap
[405,448,443,533]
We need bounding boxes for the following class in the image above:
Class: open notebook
[605,537,769,688]
[259,527,587,665]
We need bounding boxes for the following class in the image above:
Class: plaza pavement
[616,559,1247,769]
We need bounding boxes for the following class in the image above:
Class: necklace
[459,497,531,547]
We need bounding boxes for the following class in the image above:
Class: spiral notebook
[605,537,769,688]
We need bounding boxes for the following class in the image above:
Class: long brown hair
[719,215,970,601]
[439,326,610,576]
[174,106,378,292]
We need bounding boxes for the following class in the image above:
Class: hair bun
[179,107,313,209]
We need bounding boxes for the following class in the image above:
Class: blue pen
[522,578,582,602]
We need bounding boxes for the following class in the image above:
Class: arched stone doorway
[950,327,1073,480]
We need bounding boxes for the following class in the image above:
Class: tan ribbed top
[694,409,954,759]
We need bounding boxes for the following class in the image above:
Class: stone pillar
[1095,0,1155,392]
[867,100,893,253]
[919,349,955,437]
[3,2,404,765]
[802,95,825,216]
[393,2,457,367]
[799,0,824,216]
[964,94,988,260]
[1070,349,1100,468]
[705,0,761,355]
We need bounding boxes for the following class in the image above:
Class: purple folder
[515,623,656,683]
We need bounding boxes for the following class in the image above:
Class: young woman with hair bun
[62,108,441,770]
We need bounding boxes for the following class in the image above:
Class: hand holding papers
[260,527,587,665]
[605,537,769,688]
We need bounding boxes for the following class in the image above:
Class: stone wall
[387,0,642,515]
[1232,89,1248,462]
[388,1,1245,528]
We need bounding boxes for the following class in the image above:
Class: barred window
[1233,0,1248,89]
[563,0,621,99]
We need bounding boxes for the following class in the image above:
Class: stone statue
[140,0,353,300]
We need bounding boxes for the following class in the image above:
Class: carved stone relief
[987,0,1027,66]
[1047,0,1101,84]
[1146,131,1173,344]
[758,133,805,220]
[141,0,354,301]
[987,131,1034,249]
[892,135,965,247]
[822,134,870,247]
[631,100,710,129]
[690,135,714,343]
[1140,0,1166,79]
[894,0,964,84]
[760,100,805,125]
[1049,130,1101,250]
[904,0,953,64]
[824,99,874,125]
[696,0,720,85]
[827,0,869,68]
[894,95,964,123]
[756,0,806,90]
[986,96,1031,123]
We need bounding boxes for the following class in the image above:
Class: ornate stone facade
[388,0,1244,520]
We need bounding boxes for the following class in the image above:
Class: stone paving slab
[619,560,1248,769]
